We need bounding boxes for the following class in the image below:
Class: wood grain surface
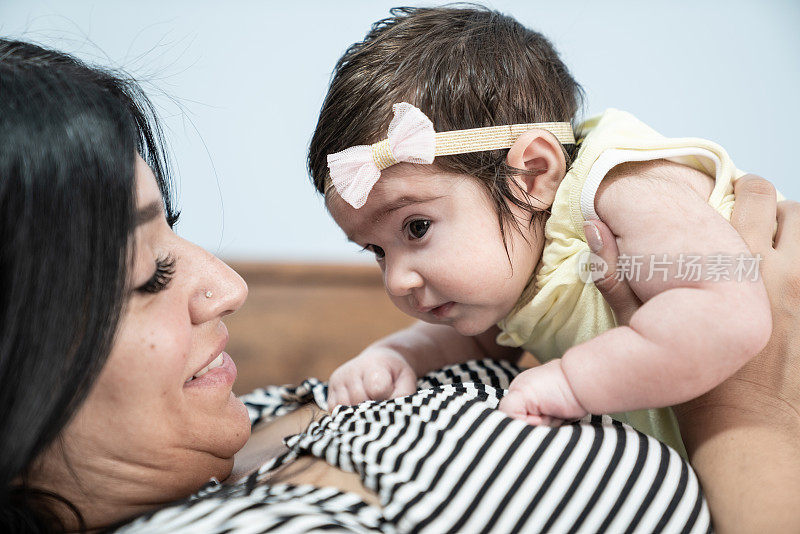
[225,262,537,395]
[225,262,415,395]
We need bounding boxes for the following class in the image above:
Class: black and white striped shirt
[116,359,711,533]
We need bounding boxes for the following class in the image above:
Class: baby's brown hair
[308,5,583,240]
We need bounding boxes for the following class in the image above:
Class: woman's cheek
[109,309,192,401]
[145,314,193,389]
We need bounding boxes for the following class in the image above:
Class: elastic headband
[326,102,575,208]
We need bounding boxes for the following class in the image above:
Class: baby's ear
[505,129,567,210]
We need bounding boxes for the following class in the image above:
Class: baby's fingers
[499,392,561,427]
[344,379,370,406]
[363,366,395,400]
[530,415,565,427]
[498,390,530,421]
[390,366,418,399]
[326,384,345,409]
[328,375,369,408]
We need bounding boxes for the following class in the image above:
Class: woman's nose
[384,257,423,297]
[190,249,248,324]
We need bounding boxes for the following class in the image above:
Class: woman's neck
[228,403,326,483]
[29,439,235,531]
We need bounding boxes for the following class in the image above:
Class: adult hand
[581,219,640,326]
[720,176,800,410]
[587,174,800,533]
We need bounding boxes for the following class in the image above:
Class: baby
[307,6,772,453]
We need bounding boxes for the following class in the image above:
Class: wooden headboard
[225,262,415,395]
[225,262,537,395]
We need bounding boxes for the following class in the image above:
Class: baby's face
[328,163,544,336]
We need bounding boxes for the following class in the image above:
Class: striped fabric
[116,359,711,533]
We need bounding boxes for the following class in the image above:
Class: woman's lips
[183,352,237,389]
[431,302,455,318]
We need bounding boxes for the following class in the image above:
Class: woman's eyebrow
[135,201,163,226]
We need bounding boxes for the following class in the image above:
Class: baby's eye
[363,244,385,261]
[406,219,431,240]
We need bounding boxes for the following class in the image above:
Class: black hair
[0,38,178,532]
[308,5,583,250]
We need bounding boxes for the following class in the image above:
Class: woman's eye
[136,254,176,294]
[407,219,431,239]
[365,244,385,260]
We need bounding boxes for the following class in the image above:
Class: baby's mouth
[430,302,455,318]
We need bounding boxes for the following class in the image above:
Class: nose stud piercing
[205,290,213,299]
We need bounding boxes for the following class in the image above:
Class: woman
[0,38,249,529]
[0,38,797,533]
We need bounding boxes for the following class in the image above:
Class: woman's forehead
[134,154,163,207]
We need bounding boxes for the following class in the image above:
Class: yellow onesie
[496,108,778,457]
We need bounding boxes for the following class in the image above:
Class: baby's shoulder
[596,159,715,223]
[601,159,714,203]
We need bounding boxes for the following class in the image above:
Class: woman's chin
[187,394,252,462]
[222,394,252,456]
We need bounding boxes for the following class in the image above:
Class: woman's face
[47,155,250,505]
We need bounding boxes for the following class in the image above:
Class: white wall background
[2,1,798,262]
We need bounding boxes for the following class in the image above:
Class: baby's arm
[501,160,772,422]
[327,322,522,407]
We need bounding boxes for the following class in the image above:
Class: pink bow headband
[326,102,575,208]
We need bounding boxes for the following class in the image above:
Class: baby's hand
[327,348,418,408]
[498,359,588,426]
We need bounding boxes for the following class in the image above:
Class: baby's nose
[384,259,424,297]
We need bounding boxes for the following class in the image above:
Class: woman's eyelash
[137,254,176,294]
